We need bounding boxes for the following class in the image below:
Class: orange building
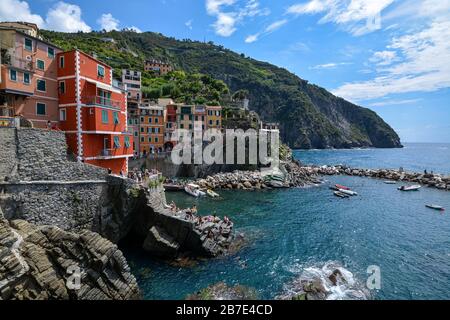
[139,103,165,155]
[144,59,173,75]
[0,23,61,128]
[57,49,133,174]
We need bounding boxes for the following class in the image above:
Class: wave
[277,261,370,300]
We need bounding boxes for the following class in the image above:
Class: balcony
[1,53,34,72]
[85,96,121,110]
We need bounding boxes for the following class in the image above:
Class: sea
[121,143,450,300]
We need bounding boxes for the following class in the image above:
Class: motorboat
[425,204,445,211]
[163,183,184,191]
[184,184,206,197]
[334,191,350,198]
[338,189,358,196]
[335,184,350,190]
[398,185,421,191]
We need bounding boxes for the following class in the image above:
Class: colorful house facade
[57,50,133,174]
[139,102,165,155]
[0,23,61,128]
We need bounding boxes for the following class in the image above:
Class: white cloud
[369,50,398,66]
[310,62,352,70]
[206,0,270,37]
[0,0,45,27]
[245,34,259,43]
[368,99,422,107]
[185,19,193,30]
[45,2,91,32]
[286,0,395,36]
[244,19,288,43]
[333,19,450,101]
[98,13,119,31]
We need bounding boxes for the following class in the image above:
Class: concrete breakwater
[308,165,450,191]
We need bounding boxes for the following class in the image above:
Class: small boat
[338,189,358,196]
[384,181,397,184]
[268,180,285,188]
[426,205,445,211]
[329,186,340,191]
[207,189,220,198]
[163,183,184,191]
[398,185,421,191]
[334,191,350,198]
[184,184,206,197]
[335,184,350,190]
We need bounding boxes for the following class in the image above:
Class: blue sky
[1,0,449,143]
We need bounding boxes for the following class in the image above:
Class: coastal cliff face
[41,30,402,149]
[0,208,141,300]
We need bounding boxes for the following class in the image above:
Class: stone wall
[0,128,17,180]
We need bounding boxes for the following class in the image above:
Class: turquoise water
[123,145,450,300]
[296,143,450,174]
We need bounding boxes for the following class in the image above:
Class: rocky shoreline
[308,165,450,191]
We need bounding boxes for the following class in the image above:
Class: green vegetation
[40,29,402,149]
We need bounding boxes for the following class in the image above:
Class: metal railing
[86,96,122,109]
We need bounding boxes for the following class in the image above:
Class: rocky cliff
[0,208,140,300]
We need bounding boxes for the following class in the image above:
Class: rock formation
[0,207,140,300]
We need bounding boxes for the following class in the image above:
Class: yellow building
[206,106,222,130]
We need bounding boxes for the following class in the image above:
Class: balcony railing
[1,54,34,72]
[85,96,121,109]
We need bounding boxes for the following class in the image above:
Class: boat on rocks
[425,204,445,211]
[185,184,206,197]
[398,185,421,191]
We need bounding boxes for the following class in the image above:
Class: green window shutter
[9,70,17,81]
[24,73,30,84]
[25,38,33,51]
[113,112,119,124]
[113,136,121,148]
[102,110,109,123]
[124,136,130,148]
[48,47,55,59]
[37,60,45,70]
[98,65,105,77]
[36,103,46,115]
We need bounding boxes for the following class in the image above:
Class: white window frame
[59,108,67,121]
[23,72,30,85]
[48,47,55,59]
[97,64,105,78]
[36,102,46,116]
[24,38,33,51]
[9,69,17,82]
[36,79,46,92]
[36,59,45,71]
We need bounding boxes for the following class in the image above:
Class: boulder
[142,226,180,258]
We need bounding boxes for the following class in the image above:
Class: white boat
[207,189,220,198]
[426,204,445,211]
[384,181,397,184]
[398,185,421,191]
[338,189,358,196]
[334,191,350,198]
[268,180,285,188]
[184,184,206,197]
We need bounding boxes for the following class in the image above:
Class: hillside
[40,29,402,149]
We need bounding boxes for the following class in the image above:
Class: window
[140,127,144,133]
[140,117,144,123]
[155,118,159,124]
[195,116,199,121]
[134,132,138,137]
[36,103,46,115]
[25,38,33,51]
[155,137,159,143]
[36,59,45,70]
[209,120,213,125]
[97,65,105,78]
[148,137,152,142]
[59,81,65,94]
[148,117,152,123]
[113,136,121,148]
[101,110,109,123]
[113,112,119,124]
[141,137,144,142]
[216,120,220,126]
[59,109,67,121]
[9,69,17,81]
[59,56,65,68]
[48,47,55,59]
[23,73,30,84]
[180,124,184,129]
[36,79,46,92]
[124,136,130,148]
[189,124,193,130]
